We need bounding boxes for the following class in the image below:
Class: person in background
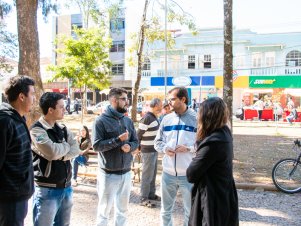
[286,107,298,125]
[74,98,79,114]
[72,125,92,186]
[30,92,80,226]
[158,100,171,122]
[253,97,264,120]
[66,95,71,114]
[190,98,197,112]
[92,87,139,226]
[154,86,197,226]
[287,97,294,110]
[0,75,35,226]
[186,97,239,226]
[137,98,162,208]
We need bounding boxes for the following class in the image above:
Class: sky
[3,0,301,58]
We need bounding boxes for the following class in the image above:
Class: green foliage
[48,27,112,90]
[0,16,17,76]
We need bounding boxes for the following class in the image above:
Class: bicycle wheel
[272,158,301,194]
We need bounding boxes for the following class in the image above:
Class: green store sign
[249,75,301,88]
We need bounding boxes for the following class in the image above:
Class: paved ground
[23,116,301,225]
[24,182,301,226]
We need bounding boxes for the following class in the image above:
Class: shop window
[188,55,195,69]
[204,54,211,69]
[286,50,301,67]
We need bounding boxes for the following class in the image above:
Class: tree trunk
[16,0,44,126]
[131,0,149,122]
[223,0,233,129]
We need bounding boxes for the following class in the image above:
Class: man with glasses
[155,86,197,226]
[92,87,139,226]
[0,75,35,226]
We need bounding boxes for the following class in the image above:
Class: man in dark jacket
[92,87,139,226]
[0,75,35,226]
[30,92,79,226]
[137,98,162,207]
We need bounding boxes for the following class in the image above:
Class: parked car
[87,101,110,115]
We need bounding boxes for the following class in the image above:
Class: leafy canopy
[48,26,112,90]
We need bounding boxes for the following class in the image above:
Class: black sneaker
[140,198,156,208]
[148,195,161,201]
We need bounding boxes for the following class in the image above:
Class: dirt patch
[233,134,296,185]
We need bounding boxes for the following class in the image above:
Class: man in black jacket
[0,75,35,226]
[30,92,79,226]
[92,87,139,226]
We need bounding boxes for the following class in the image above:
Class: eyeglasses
[118,97,129,102]
[168,97,178,102]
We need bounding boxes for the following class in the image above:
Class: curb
[236,183,278,192]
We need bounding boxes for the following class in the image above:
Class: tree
[223,0,233,128]
[16,0,57,126]
[48,27,112,123]
[129,0,197,122]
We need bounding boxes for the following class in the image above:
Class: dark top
[186,125,239,226]
[137,112,160,153]
[0,103,34,202]
[31,121,72,188]
[92,105,139,174]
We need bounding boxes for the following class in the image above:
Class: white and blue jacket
[154,108,197,176]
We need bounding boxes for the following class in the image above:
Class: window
[110,41,125,52]
[188,55,195,69]
[112,64,124,75]
[286,50,301,66]
[204,54,211,69]
[252,52,262,67]
[110,18,125,31]
[265,52,275,67]
[142,57,151,70]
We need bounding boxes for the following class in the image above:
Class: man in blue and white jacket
[155,87,197,226]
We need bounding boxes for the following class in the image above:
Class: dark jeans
[0,199,28,226]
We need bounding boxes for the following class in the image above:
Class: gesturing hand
[119,130,129,142]
[165,147,176,157]
[121,144,131,153]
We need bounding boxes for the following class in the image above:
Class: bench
[77,149,143,185]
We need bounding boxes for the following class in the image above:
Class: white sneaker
[72,179,78,187]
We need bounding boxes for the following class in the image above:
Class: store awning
[243,88,273,94]
[99,89,110,95]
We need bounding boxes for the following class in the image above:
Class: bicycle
[272,139,301,193]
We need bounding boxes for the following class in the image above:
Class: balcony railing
[141,66,301,78]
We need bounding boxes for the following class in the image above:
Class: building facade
[51,12,132,104]
[137,28,301,111]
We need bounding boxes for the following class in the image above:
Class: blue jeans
[161,172,192,226]
[33,186,73,226]
[72,155,88,180]
[287,115,294,124]
[96,170,131,226]
[0,199,28,226]
[140,152,158,199]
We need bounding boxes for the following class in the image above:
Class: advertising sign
[249,76,301,88]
